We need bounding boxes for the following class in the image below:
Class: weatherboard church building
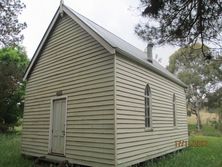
[21,2,188,167]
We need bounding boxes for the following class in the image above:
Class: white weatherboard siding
[22,4,188,167]
[22,14,115,167]
[115,53,188,167]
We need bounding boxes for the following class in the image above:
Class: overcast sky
[20,0,179,67]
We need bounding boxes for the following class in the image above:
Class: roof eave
[63,5,115,55]
[23,4,187,89]
[23,7,60,81]
[23,5,115,81]
[115,48,187,88]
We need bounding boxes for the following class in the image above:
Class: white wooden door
[51,98,66,154]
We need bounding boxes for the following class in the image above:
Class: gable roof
[24,4,187,88]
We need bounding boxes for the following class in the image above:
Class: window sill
[144,128,154,132]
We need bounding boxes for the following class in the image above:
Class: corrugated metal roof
[66,6,186,88]
[24,4,186,87]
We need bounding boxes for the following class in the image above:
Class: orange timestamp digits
[175,140,208,147]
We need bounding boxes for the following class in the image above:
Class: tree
[167,43,222,131]
[135,0,222,59]
[208,88,222,131]
[0,47,29,132]
[0,0,27,47]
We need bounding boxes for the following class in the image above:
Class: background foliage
[136,0,222,59]
[167,43,222,130]
[0,0,26,47]
[0,47,29,132]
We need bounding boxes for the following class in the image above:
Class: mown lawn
[0,133,33,167]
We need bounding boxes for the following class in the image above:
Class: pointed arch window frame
[145,84,152,129]
[173,93,177,126]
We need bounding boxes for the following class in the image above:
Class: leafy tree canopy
[135,0,222,59]
[208,87,222,113]
[0,0,26,47]
[167,43,222,130]
[167,43,221,88]
[0,47,29,132]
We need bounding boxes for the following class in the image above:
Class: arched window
[145,84,151,128]
[173,93,176,126]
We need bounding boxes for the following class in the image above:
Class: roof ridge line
[64,5,145,55]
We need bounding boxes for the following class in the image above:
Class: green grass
[144,124,222,167]
[0,125,222,167]
[144,135,222,167]
[0,133,33,167]
[188,124,222,137]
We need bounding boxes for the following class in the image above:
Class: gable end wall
[22,14,115,167]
